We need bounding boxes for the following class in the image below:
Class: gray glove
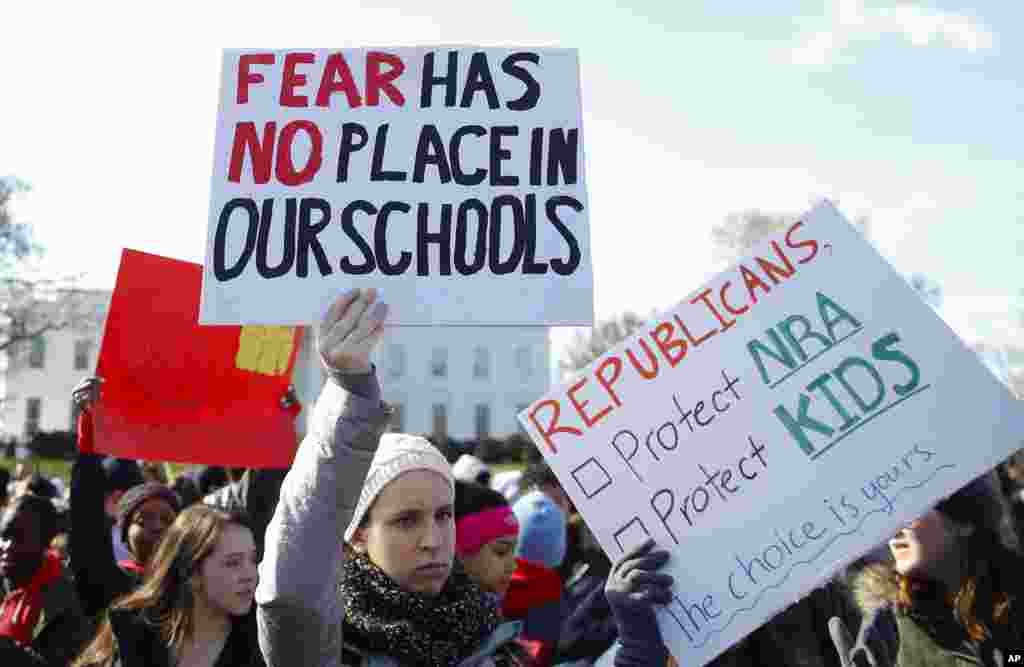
[829,614,896,667]
[605,538,674,666]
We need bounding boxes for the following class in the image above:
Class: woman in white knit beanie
[256,288,675,667]
[257,289,523,667]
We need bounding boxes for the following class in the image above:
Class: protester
[491,468,524,501]
[454,480,519,599]
[454,480,540,664]
[518,462,571,517]
[69,378,181,617]
[100,458,146,563]
[203,468,287,561]
[830,471,1024,666]
[197,466,230,498]
[117,483,181,571]
[518,461,610,584]
[0,493,92,666]
[454,454,493,487]
[70,374,295,617]
[139,462,170,486]
[171,475,203,510]
[504,490,568,666]
[72,504,262,667]
[257,288,675,667]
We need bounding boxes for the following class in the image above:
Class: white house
[292,325,550,440]
[2,289,551,443]
[0,289,110,441]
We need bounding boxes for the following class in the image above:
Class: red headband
[456,506,519,556]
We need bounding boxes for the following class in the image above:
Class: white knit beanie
[344,433,454,543]
[452,454,490,484]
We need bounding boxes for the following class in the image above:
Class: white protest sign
[200,47,592,326]
[519,200,1024,666]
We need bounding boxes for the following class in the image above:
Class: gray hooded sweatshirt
[256,370,388,667]
[256,371,523,667]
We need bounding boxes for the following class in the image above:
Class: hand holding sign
[606,538,675,608]
[828,615,895,667]
[606,538,675,665]
[72,376,104,413]
[317,288,389,373]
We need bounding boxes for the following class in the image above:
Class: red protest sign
[94,249,301,467]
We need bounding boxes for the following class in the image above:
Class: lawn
[1,457,192,486]
[1,456,74,483]
[1,457,523,487]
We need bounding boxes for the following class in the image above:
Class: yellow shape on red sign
[236,326,295,376]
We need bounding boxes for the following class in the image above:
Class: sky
[3,0,1022,369]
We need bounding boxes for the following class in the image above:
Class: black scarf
[340,553,515,667]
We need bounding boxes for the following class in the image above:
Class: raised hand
[317,288,389,373]
[72,376,104,413]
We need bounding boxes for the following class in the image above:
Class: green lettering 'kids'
[871,332,921,395]
[833,356,886,413]
[774,395,835,455]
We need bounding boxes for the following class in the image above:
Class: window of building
[432,404,448,439]
[472,347,490,379]
[387,344,406,379]
[514,346,532,381]
[430,348,448,378]
[74,339,92,371]
[28,337,46,369]
[474,404,491,439]
[25,398,41,437]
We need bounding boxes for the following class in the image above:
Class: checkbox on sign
[613,517,650,555]
[571,457,612,500]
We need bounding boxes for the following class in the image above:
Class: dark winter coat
[851,562,1024,666]
[69,452,142,618]
[102,607,262,667]
[0,564,94,666]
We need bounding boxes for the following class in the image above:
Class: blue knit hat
[512,490,567,569]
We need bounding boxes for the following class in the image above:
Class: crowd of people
[1,286,1023,666]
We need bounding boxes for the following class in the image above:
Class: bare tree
[1,277,104,356]
[0,177,103,356]
[712,207,870,264]
[711,209,792,264]
[558,311,648,377]
[0,177,39,273]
